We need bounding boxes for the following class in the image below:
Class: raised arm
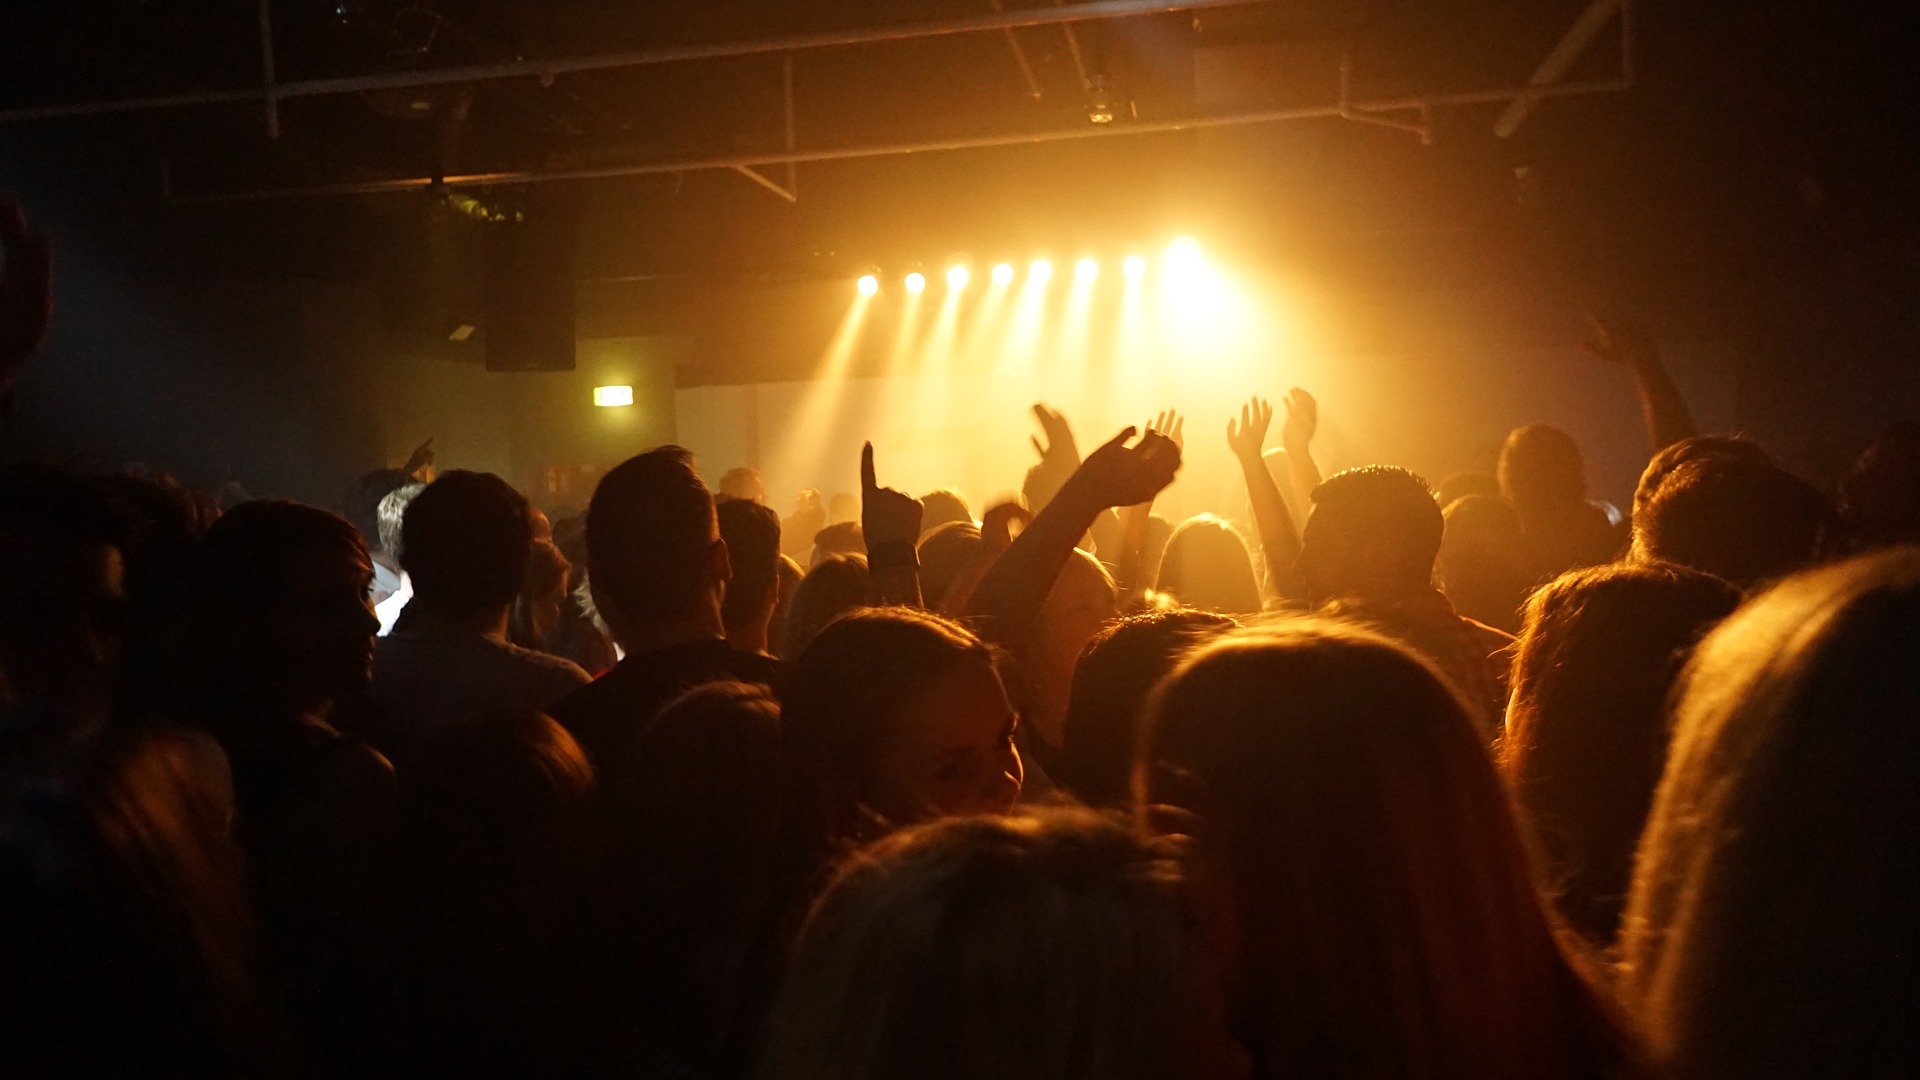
[1279,388,1323,515]
[1227,397,1304,604]
[1587,313,1696,454]
[860,442,926,608]
[965,427,1180,642]
[1112,410,1184,607]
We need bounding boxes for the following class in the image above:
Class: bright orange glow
[1075,257,1098,283]
[904,272,926,294]
[592,385,634,408]
[991,262,1015,285]
[856,274,879,296]
[1029,259,1053,284]
[1123,255,1147,280]
[946,265,970,290]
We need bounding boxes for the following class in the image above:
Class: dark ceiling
[0,0,1915,362]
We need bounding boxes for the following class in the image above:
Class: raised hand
[1583,312,1656,368]
[1226,396,1274,463]
[980,501,1033,557]
[1148,409,1185,451]
[1065,427,1182,510]
[403,437,437,481]
[860,442,924,549]
[1029,403,1081,468]
[0,193,53,392]
[1280,387,1318,454]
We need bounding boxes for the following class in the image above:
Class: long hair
[1502,563,1741,945]
[1138,622,1634,1079]
[1154,514,1262,616]
[760,807,1213,1080]
[1622,548,1920,1077]
[778,606,1002,859]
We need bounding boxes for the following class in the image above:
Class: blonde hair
[1622,548,1920,1076]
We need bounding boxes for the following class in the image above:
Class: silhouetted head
[0,466,131,727]
[1139,623,1628,1077]
[1499,425,1587,507]
[1054,608,1236,807]
[401,471,533,621]
[191,501,377,716]
[781,607,1021,852]
[401,711,596,899]
[916,520,982,612]
[761,807,1229,1080]
[809,520,864,564]
[918,489,973,534]
[1299,466,1443,606]
[1155,515,1261,616]
[1624,549,1920,1077]
[1502,563,1741,944]
[1630,435,1772,525]
[1840,422,1920,550]
[587,447,728,641]
[1022,549,1118,748]
[718,497,782,650]
[719,467,767,505]
[1630,455,1834,589]
[780,553,868,660]
[1437,494,1528,633]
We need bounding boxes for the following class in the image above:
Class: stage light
[1166,236,1205,276]
[1030,259,1053,283]
[947,265,970,289]
[1123,255,1146,280]
[857,274,879,296]
[593,385,634,408]
[904,272,927,294]
[1075,257,1098,283]
[992,262,1015,285]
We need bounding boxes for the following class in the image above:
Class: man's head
[0,467,131,724]
[587,447,729,641]
[1498,425,1586,508]
[1299,466,1444,606]
[719,467,767,505]
[919,489,972,534]
[717,497,782,652]
[400,471,534,621]
[342,469,411,555]
[192,501,377,711]
[1631,455,1834,590]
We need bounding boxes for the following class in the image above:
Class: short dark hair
[1632,456,1834,589]
[400,471,533,618]
[718,497,781,626]
[586,447,718,626]
[1310,466,1445,575]
[195,500,366,616]
[1498,425,1586,506]
[342,469,411,550]
[1056,608,1237,807]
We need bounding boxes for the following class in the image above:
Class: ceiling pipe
[0,0,1256,124]
[1494,0,1626,139]
[171,75,1630,203]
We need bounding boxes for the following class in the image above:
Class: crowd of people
[3,192,1918,1079]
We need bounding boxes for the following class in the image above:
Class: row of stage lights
[854,238,1205,296]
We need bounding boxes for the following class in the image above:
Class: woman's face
[869,661,1024,823]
